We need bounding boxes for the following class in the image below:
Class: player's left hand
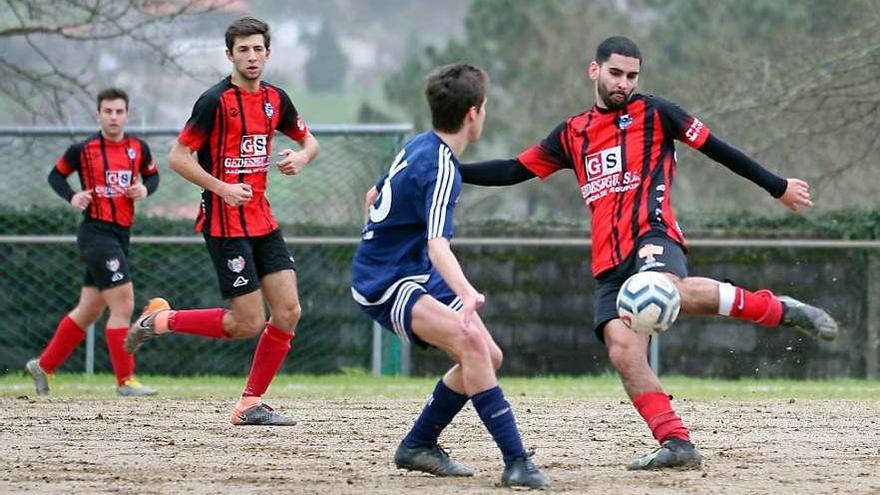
[778,178,813,212]
[276,149,309,175]
[126,183,148,200]
[459,292,486,331]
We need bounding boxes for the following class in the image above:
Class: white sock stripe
[718,283,736,316]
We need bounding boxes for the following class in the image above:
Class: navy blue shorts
[593,232,688,343]
[352,270,461,348]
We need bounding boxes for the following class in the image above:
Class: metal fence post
[85,323,95,375]
[649,335,660,375]
[400,338,411,377]
[371,322,382,376]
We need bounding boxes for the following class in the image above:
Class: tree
[385,0,880,220]
[0,0,230,123]
[304,19,349,92]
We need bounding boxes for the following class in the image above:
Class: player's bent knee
[276,302,301,327]
[456,329,491,362]
[489,346,503,370]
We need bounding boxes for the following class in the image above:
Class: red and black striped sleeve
[651,95,711,149]
[178,91,220,151]
[517,121,574,179]
[276,88,309,142]
[54,143,82,176]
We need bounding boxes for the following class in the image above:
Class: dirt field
[2,396,878,494]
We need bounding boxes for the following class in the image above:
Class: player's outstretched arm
[168,141,252,206]
[697,134,788,198]
[427,237,485,330]
[459,158,537,186]
[276,132,320,176]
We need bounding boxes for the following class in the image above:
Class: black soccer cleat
[393,442,474,477]
[231,402,297,426]
[626,437,702,470]
[501,451,549,489]
[778,296,839,341]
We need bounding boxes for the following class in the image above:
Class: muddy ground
[2,396,878,494]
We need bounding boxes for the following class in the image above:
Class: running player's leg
[127,237,261,351]
[27,286,105,395]
[229,268,299,425]
[410,295,547,487]
[101,281,155,395]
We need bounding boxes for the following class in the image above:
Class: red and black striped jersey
[517,94,711,277]
[177,76,309,237]
[54,133,158,228]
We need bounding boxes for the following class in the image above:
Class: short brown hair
[96,87,128,111]
[424,63,489,133]
[225,16,270,51]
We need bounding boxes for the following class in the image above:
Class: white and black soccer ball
[616,271,681,336]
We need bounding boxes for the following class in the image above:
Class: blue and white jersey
[351,131,461,304]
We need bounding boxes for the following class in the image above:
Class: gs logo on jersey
[240,134,267,157]
[105,170,132,187]
[585,146,622,180]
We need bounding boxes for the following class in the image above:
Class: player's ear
[225,49,233,63]
[587,61,600,81]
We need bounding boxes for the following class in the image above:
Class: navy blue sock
[472,386,526,464]
[403,379,469,448]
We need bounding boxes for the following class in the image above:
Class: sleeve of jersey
[54,144,80,176]
[653,96,711,149]
[277,89,309,142]
[139,140,159,177]
[424,146,458,240]
[178,93,218,151]
[515,121,572,179]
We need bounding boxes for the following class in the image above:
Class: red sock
[39,316,86,373]
[167,309,230,338]
[242,323,294,397]
[730,288,783,327]
[105,327,134,386]
[632,391,690,443]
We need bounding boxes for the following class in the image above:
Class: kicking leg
[676,276,838,340]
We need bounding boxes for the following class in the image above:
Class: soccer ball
[616,271,681,336]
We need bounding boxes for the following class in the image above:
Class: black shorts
[593,232,688,343]
[204,229,296,299]
[77,219,132,290]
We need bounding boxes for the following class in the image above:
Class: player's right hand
[459,292,486,331]
[778,178,813,212]
[218,182,253,206]
[70,190,92,210]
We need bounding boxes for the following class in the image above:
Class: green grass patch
[3,371,880,400]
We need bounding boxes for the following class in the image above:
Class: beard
[598,83,631,110]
